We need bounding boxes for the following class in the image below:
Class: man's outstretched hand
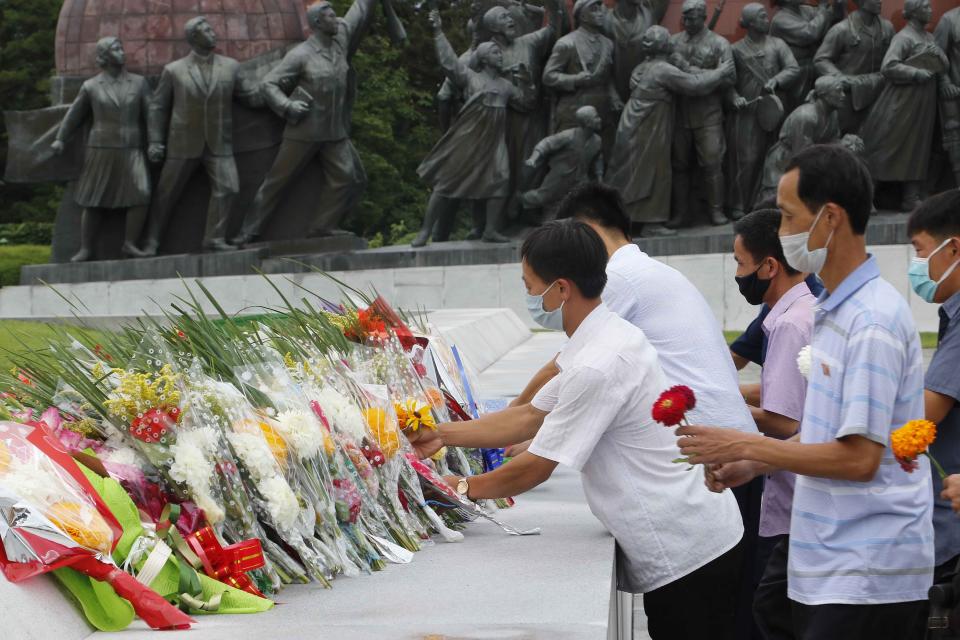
[405,425,444,459]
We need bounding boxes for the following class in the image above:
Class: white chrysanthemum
[315,387,367,440]
[101,446,141,468]
[797,345,812,379]
[169,428,224,524]
[3,461,66,506]
[228,431,280,481]
[273,410,323,461]
[258,475,300,531]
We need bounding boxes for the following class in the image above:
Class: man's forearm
[467,452,557,499]
[749,406,799,439]
[440,404,544,449]
[739,435,882,482]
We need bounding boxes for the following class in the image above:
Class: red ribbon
[71,556,193,630]
[186,526,266,597]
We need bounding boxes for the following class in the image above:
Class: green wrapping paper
[51,464,273,631]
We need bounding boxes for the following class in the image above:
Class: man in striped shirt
[676,144,933,639]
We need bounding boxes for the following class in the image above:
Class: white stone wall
[0,243,940,333]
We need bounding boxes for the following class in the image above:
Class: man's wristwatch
[455,477,470,499]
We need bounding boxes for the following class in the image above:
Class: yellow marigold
[891,419,937,461]
[364,407,400,459]
[46,500,113,554]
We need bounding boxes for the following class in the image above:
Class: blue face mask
[525,280,565,330]
[909,238,960,303]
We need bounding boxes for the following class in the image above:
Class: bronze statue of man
[935,5,960,188]
[542,0,622,147]
[51,37,151,262]
[669,0,735,228]
[520,105,603,221]
[144,16,263,254]
[757,74,846,203]
[861,0,946,211]
[814,0,894,134]
[725,3,800,220]
[606,25,734,235]
[233,0,377,246]
[770,0,833,111]
[602,0,670,102]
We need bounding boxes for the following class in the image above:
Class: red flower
[176,330,187,340]
[130,408,174,443]
[896,456,920,474]
[361,439,386,468]
[652,390,688,427]
[667,385,696,411]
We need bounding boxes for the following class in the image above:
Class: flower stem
[926,451,948,480]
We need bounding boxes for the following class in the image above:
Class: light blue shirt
[788,256,934,605]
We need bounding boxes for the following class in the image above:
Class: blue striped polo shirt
[788,256,934,606]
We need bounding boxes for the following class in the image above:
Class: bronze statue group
[414,0,960,244]
[50,0,960,260]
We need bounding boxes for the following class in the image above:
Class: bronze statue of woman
[51,37,151,262]
[413,10,533,247]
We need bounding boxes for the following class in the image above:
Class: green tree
[0,0,63,226]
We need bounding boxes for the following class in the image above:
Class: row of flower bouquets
[0,281,505,631]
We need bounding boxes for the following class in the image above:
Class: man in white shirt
[507,184,762,637]
[409,220,744,639]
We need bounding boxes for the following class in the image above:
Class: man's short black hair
[907,190,960,240]
[520,219,608,299]
[555,183,631,240]
[784,144,873,235]
[734,209,800,276]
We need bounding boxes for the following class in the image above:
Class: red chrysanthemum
[130,407,175,443]
[667,385,696,411]
[651,390,688,426]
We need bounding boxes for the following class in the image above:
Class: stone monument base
[22,211,910,286]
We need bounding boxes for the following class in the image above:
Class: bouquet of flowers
[0,419,193,630]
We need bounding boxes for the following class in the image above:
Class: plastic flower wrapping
[0,279,535,632]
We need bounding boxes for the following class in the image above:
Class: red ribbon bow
[186,526,266,597]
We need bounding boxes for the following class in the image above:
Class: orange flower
[891,419,945,478]
[258,421,289,466]
[46,500,114,554]
[891,419,937,461]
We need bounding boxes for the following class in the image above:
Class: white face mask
[780,206,834,274]
[525,280,565,330]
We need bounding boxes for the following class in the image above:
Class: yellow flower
[891,419,937,461]
[46,500,113,555]
[364,407,400,459]
[430,446,448,462]
[0,441,10,476]
[394,398,436,433]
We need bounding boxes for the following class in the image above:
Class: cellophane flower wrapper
[232,345,365,577]
[0,420,193,630]
[191,365,334,587]
[296,355,411,567]
[347,343,445,547]
[105,335,280,594]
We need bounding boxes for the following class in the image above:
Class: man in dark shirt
[907,191,960,586]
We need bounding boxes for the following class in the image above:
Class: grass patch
[0,320,113,374]
[0,245,51,286]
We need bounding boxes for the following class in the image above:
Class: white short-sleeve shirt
[528,304,744,593]
[603,244,758,434]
